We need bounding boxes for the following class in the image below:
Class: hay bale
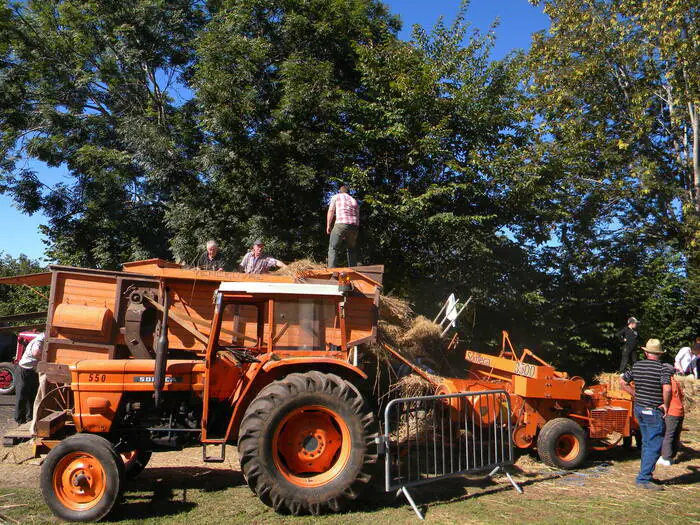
[379,295,414,327]
[399,316,445,360]
[596,371,698,412]
[390,374,437,399]
[274,259,326,278]
[377,320,404,348]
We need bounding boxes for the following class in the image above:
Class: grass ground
[1,412,698,525]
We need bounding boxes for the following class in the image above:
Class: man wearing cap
[620,338,672,491]
[326,184,359,268]
[617,316,640,372]
[239,240,287,274]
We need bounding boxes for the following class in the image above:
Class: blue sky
[0,0,549,262]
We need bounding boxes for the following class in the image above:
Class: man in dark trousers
[14,332,44,425]
[620,338,671,491]
[617,316,640,372]
[326,184,360,268]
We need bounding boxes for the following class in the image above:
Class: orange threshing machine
[435,331,637,468]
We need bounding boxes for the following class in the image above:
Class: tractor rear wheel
[121,449,152,479]
[238,371,377,515]
[0,363,15,395]
[40,434,124,522]
[537,418,587,469]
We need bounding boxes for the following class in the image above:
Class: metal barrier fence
[382,390,521,519]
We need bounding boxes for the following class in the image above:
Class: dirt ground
[0,408,698,524]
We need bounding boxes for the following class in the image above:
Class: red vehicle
[0,331,40,395]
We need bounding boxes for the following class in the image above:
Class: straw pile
[274,259,449,397]
[274,259,326,279]
[0,440,35,465]
[374,297,448,399]
[389,374,438,398]
[596,372,699,412]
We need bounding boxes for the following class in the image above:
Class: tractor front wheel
[40,434,124,522]
[0,363,15,395]
[537,418,587,469]
[238,371,377,515]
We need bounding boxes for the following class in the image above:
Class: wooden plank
[2,422,33,446]
[37,362,71,383]
[0,272,52,287]
[0,311,47,323]
[0,323,46,333]
[35,410,68,438]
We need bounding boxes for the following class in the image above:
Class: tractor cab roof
[217,282,343,297]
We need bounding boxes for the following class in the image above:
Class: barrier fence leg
[505,471,523,494]
[398,486,424,521]
[488,465,523,495]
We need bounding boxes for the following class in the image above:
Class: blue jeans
[634,405,665,484]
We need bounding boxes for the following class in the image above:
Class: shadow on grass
[664,465,700,486]
[357,463,560,518]
[105,466,245,521]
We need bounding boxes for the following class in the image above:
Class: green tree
[521,0,700,371]
[0,252,48,317]
[0,0,205,268]
[177,1,559,332]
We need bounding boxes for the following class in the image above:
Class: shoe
[657,457,672,466]
[636,482,665,491]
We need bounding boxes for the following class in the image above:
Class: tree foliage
[0,0,698,377]
[524,0,700,370]
[0,0,205,268]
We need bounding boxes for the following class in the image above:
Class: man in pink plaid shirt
[326,184,359,268]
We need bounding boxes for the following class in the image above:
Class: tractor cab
[201,279,378,446]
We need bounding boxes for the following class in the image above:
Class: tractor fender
[226,357,368,443]
[261,357,367,380]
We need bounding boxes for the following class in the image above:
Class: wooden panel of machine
[344,296,377,345]
[48,343,111,365]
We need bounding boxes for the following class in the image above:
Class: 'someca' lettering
[465,351,492,367]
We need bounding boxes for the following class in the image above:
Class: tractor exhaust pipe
[153,287,170,407]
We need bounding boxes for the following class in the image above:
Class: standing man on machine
[620,338,671,491]
[326,183,360,268]
[617,316,640,372]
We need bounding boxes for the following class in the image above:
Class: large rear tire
[0,362,15,395]
[40,434,124,522]
[238,371,377,515]
[537,417,588,469]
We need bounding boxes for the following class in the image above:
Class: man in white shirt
[14,332,44,425]
[674,342,699,378]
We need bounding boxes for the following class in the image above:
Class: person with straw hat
[620,338,672,491]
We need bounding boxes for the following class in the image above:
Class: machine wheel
[121,449,152,479]
[0,363,15,395]
[40,434,124,522]
[537,418,587,469]
[238,371,377,515]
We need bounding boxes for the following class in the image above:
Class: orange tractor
[1,260,383,521]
